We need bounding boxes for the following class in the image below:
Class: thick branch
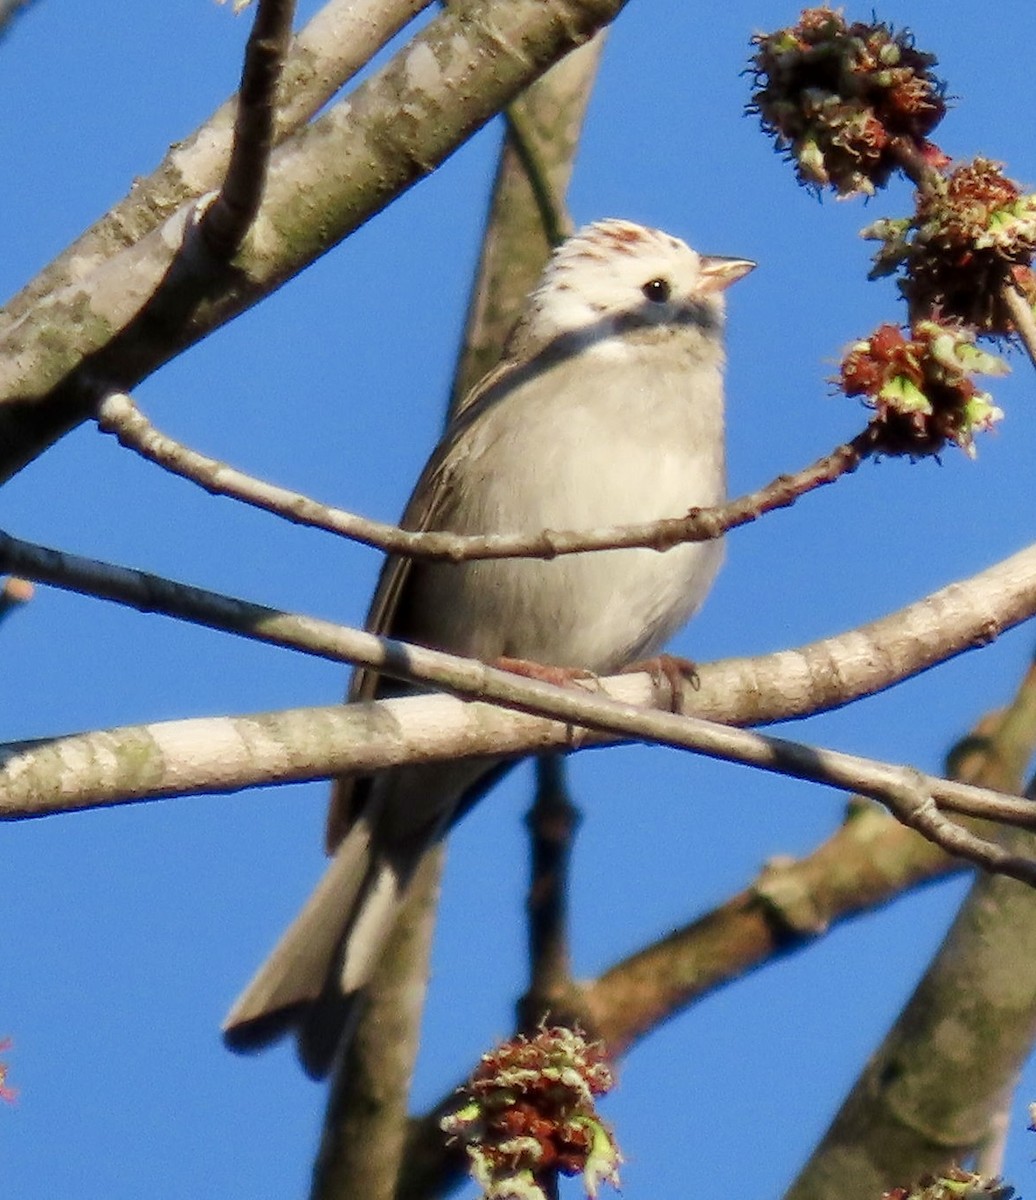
[402,680,1036,1199]
[5,536,1036,879]
[0,0,433,336]
[4,526,1036,737]
[785,662,1036,1200]
[310,849,444,1200]
[0,0,630,482]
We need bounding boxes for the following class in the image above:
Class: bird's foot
[621,653,698,712]
[492,655,598,689]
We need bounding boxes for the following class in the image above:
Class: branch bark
[0,0,431,339]
[784,661,1036,1200]
[95,389,873,562]
[401,673,1036,1200]
[199,0,297,259]
[0,0,630,482]
[5,542,1036,878]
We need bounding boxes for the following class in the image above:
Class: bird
[222,218,754,1076]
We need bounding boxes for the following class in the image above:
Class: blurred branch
[313,41,605,1197]
[449,34,603,405]
[786,657,1036,1200]
[96,390,876,561]
[0,0,35,40]
[1004,283,1036,370]
[403,804,956,1199]
[403,668,1036,1198]
[199,0,296,259]
[0,0,431,337]
[310,849,444,1200]
[0,0,630,483]
[518,757,585,1032]
[502,107,573,251]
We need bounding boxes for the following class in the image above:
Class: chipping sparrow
[223,219,754,1075]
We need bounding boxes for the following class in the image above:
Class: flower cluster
[840,321,1006,455]
[865,158,1036,332]
[441,1026,620,1200]
[748,6,946,197]
[883,1167,1015,1200]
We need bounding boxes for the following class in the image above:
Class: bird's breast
[402,348,727,671]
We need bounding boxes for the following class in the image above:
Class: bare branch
[4,530,1036,877]
[1004,282,1036,371]
[0,0,631,483]
[8,525,1036,734]
[518,758,584,1031]
[504,106,575,250]
[0,0,433,338]
[95,391,876,562]
[0,0,34,39]
[404,676,1036,1197]
[449,34,605,405]
[200,0,297,259]
[310,849,443,1200]
[787,844,1036,1197]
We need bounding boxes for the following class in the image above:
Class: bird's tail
[221,811,426,1077]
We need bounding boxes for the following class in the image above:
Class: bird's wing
[325,356,524,850]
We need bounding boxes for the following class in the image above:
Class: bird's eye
[641,277,671,303]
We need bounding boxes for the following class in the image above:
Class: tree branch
[0,0,631,483]
[786,746,1036,1198]
[402,674,1036,1199]
[5,532,1036,879]
[1004,282,1036,371]
[310,849,444,1200]
[199,0,296,259]
[95,390,876,561]
[518,757,584,1031]
[5,525,1036,737]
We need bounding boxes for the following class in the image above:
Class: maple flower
[749,6,946,197]
[865,158,1036,332]
[839,321,1006,456]
[441,1027,621,1200]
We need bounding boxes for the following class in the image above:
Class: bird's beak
[698,255,756,294]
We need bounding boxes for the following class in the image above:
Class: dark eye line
[641,277,671,303]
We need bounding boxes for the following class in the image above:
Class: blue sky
[3,2,1036,1197]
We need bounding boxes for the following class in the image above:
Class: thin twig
[879,767,1036,883]
[95,391,876,562]
[1004,283,1036,371]
[402,667,1036,1197]
[518,758,584,1032]
[504,106,573,248]
[200,0,297,258]
[3,530,1036,874]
